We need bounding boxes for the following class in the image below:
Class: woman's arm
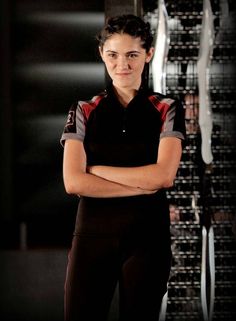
[63,139,156,198]
[88,137,182,191]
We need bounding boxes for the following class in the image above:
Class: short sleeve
[160,99,186,146]
[60,101,85,147]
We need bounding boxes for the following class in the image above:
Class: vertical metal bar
[197,0,214,165]
[151,0,169,94]
[198,1,215,319]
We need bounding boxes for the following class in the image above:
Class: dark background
[0,1,236,321]
[1,0,106,250]
[0,1,107,320]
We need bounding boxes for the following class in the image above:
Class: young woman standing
[60,14,186,321]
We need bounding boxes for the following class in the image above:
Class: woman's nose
[117,56,129,69]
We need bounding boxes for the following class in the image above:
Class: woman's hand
[87,165,158,195]
[63,140,158,198]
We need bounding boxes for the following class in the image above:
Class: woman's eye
[128,54,138,59]
[108,53,117,58]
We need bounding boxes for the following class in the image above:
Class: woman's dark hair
[97,14,153,52]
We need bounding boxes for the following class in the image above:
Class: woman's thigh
[64,234,120,321]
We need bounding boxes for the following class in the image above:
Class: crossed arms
[63,137,182,198]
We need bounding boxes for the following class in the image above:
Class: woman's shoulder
[147,89,181,104]
[67,90,108,121]
[77,90,108,109]
[147,90,180,109]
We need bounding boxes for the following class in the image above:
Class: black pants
[64,195,172,321]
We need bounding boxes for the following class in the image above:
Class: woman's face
[99,33,154,90]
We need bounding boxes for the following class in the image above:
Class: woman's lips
[116,72,131,76]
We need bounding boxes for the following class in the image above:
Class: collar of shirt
[104,81,151,108]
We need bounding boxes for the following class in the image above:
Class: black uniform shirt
[61,83,186,168]
[60,83,186,237]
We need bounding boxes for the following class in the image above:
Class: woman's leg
[64,234,119,321]
[119,231,172,321]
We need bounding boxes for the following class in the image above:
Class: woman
[60,14,186,321]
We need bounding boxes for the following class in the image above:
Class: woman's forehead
[103,33,144,51]
[104,33,141,47]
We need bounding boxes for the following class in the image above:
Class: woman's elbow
[150,174,174,190]
[64,181,76,195]
[161,171,175,188]
[162,178,174,189]
[63,176,82,195]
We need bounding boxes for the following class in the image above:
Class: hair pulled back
[97,14,153,52]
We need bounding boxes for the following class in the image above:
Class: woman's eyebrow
[126,50,141,54]
[105,50,141,54]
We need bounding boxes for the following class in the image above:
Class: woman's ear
[99,46,104,61]
[145,47,155,63]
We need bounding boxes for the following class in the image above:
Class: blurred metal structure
[0,1,236,321]
[152,0,169,94]
[144,0,236,320]
[197,0,215,319]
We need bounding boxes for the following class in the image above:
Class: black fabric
[63,84,184,320]
[64,194,172,321]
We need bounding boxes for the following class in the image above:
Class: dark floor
[0,249,118,321]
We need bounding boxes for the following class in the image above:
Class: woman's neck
[113,85,138,107]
